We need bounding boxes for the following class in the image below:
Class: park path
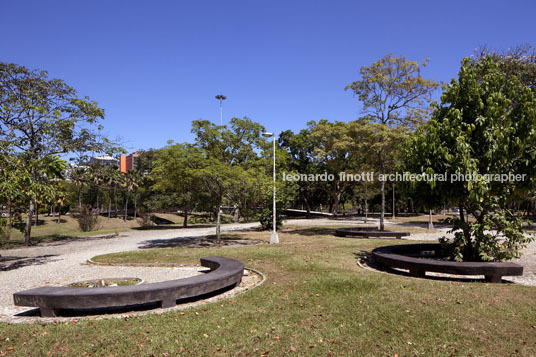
[0,221,261,317]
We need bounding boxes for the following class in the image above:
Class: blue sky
[1,0,535,152]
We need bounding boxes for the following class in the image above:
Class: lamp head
[262,132,274,138]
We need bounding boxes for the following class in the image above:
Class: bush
[0,217,11,241]
[75,205,100,232]
[137,209,155,228]
[258,209,284,231]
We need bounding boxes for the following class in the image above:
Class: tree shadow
[0,254,59,271]
[281,227,341,236]
[138,235,264,249]
[133,224,214,231]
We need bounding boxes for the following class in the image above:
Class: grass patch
[1,226,536,355]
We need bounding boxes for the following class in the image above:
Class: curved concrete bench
[335,228,408,239]
[13,256,244,317]
[372,244,523,283]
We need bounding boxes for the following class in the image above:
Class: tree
[192,117,267,241]
[345,54,439,229]
[403,56,536,262]
[151,143,205,227]
[0,62,105,244]
[279,128,320,217]
[308,120,359,215]
[471,44,536,93]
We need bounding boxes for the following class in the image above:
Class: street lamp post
[215,94,227,127]
[262,132,279,244]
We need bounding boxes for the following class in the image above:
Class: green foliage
[75,204,100,232]
[345,54,439,229]
[0,217,11,241]
[0,62,107,244]
[405,56,536,261]
[259,208,284,231]
[258,208,284,231]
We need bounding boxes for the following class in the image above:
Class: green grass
[1,228,536,355]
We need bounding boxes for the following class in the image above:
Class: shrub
[75,205,100,232]
[0,217,11,241]
[137,209,155,228]
[258,209,284,231]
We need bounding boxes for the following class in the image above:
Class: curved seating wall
[372,244,523,283]
[13,256,244,317]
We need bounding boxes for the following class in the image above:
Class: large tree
[0,62,105,244]
[151,143,205,227]
[404,56,536,262]
[191,117,267,241]
[345,53,439,229]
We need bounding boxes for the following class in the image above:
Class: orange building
[120,152,139,173]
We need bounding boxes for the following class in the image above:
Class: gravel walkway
[0,222,259,319]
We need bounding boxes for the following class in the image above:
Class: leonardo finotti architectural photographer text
[282,172,527,183]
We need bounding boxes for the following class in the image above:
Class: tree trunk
[57,208,61,224]
[124,192,129,222]
[133,196,137,219]
[428,209,434,230]
[108,194,111,220]
[216,205,221,242]
[300,189,311,218]
[380,180,385,231]
[459,205,474,260]
[114,188,118,217]
[392,183,396,220]
[330,183,342,216]
[183,206,189,228]
[34,201,38,226]
[24,201,33,246]
[364,186,368,224]
[233,206,239,223]
[78,186,82,209]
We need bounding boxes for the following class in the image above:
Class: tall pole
[215,94,226,128]
[263,132,279,244]
[271,135,278,244]
[219,99,223,127]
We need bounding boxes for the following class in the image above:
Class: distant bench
[335,228,409,239]
[13,256,244,317]
[372,243,523,283]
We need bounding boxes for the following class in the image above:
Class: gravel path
[1,218,535,320]
[0,222,259,318]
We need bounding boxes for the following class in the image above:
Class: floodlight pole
[215,94,227,127]
[262,132,279,244]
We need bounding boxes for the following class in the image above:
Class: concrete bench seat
[372,243,523,283]
[13,256,244,317]
[335,228,409,239]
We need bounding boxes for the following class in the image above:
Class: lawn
[1,227,536,356]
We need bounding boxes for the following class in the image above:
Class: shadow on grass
[0,254,59,271]
[133,224,215,231]
[281,227,340,236]
[138,234,264,249]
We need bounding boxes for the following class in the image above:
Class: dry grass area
[1,227,535,355]
[0,215,138,247]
